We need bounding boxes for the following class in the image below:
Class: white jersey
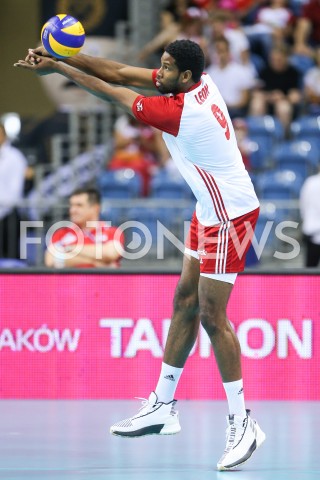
[132,72,259,226]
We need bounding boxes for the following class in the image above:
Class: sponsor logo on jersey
[136,100,143,112]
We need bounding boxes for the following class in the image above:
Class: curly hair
[165,39,205,82]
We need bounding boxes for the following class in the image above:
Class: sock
[155,362,183,403]
[223,379,246,418]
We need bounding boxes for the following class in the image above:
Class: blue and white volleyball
[41,14,85,59]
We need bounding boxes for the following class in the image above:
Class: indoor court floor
[0,400,319,480]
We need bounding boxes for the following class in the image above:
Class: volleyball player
[15,39,265,470]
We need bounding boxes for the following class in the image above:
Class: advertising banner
[0,274,318,400]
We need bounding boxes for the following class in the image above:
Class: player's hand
[14,54,57,76]
[25,46,54,63]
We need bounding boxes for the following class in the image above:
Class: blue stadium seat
[247,135,272,170]
[100,206,124,227]
[98,169,143,199]
[290,116,320,147]
[127,206,175,231]
[125,206,177,257]
[246,115,285,144]
[273,140,319,179]
[289,54,315,77]
[253,202,285,251]
[255,169,304,200]
[181,205,195,222]
[150,170,192,200]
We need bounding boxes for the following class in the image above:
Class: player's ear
[181,70,193,83]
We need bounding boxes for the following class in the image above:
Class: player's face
[69,194,98,228]
[156,52,184,94]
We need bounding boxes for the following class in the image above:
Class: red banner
[0,274,318,400]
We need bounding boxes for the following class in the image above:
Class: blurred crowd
[139,0,320,132]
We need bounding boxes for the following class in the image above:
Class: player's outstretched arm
[64,53,155,89]
[14,56,141,114]
[27,47,155,89]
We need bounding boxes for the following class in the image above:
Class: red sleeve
[51,227,68,244]
[132,93,184,136]
[102,226,125,247]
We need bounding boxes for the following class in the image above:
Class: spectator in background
[249,43,302,135]
[299,164,320,267]
[138,6,209,65]
[45,187,124,268]
[207,36,256,118]
[293,0,320,58]
[108,114,160,195]
[0,123,27,259]
[243,0,294,61]
[137,6,181,64]
[176,7,210,63]
[208,10,255,72]
[303,46,320,115]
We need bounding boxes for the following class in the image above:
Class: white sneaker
[217,410,266,470]
[110,391,181,437]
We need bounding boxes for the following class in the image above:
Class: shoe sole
[217,426,266,471]
[110,423,181,438]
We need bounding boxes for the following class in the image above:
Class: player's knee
[199,308,226,337]
[173,281,198,318]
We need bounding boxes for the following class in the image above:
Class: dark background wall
[0,0,55,119]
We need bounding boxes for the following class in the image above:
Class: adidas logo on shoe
[164,374,175,381]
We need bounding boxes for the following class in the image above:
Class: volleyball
[41,14,85,59]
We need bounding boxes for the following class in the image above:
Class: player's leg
[195,207,265,469]
[162,252,200,367]
[198,274,265,470]
[110,252,200,437]
[153,252,200,401]
[198,276,240,383]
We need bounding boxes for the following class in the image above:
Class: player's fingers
[14,60,32,68]
[25,49,38,63]
[30,47,48,57]
[30,52,42,63]
[25,54,35,63]
[13,60,26,67]
[26,48,37,61]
